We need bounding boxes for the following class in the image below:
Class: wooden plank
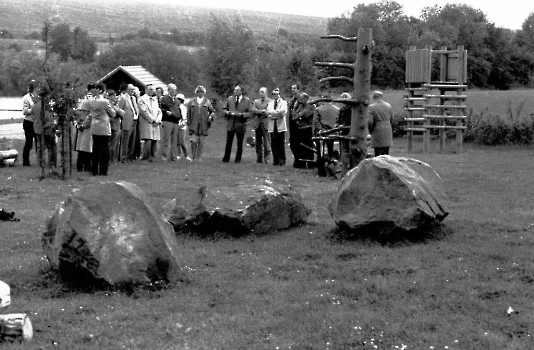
[423,115,466,119]
[423,125,466,130]
[423,104,467,109]
[424,94,467,99]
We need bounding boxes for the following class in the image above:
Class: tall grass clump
[464,99,534,145]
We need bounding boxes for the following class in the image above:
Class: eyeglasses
[272,93,279,96]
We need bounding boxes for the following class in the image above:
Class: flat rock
[161,180,312,235]
[328,156,449,236]
[42,181,184,287]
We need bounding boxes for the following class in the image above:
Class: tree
[71,27,97,63]
[97,39,200,92]
[205,15,256,96]
[41,22,97,63]
[43,23,72,61]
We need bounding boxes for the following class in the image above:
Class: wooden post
[349,27,373,168]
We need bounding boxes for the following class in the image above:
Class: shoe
[235,160,241,164]
[264,159,270,164]
[185,157,192,162]
[222,159,229,163]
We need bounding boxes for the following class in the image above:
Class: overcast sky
[155,0,530,30]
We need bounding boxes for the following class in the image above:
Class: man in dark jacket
[159,83,182,161]
[222,84,252,163]
[293,93,316,168]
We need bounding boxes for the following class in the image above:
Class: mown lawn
[1,116,534,349]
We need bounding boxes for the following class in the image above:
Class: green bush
[464,100,534,145]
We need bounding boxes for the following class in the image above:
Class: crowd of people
[20,80,394,176]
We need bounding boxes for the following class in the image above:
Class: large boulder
[328,156,449,236]
[161,180,312,235]
[42,181,185,287]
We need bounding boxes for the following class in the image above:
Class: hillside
[1,0,329,39]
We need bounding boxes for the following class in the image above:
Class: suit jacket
[266,98,288,133]
[295,102,315,129]
[222,95,252,133]
[88,96,115,136]
[314,103,339,133]
[110,102,124,132]
[138,94,162,140]
[117,93,139,131]
[251,98,271,129]
[160,95,182,124]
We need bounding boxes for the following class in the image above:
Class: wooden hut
[98,65,167,94]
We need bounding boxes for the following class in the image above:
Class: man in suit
[287,83,302,168]
[251,87,272,164]
[88,82,116,176]
[313,94,339,158]
[222,84,252,163]
[294,92,316,168]
[266,88,288,166]
[138,84,162,162]
[117,83,139,163]
[159,83,181,161]
[106,89,124,164]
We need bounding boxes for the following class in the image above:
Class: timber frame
[405,46,468,153]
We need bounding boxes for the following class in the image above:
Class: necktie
[236,96,240,106]
[130,96,137,119]
[273,99,278,133]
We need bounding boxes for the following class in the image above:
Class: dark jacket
[295,103,315,129]
[222,95,253,133]
[160,95,182,124]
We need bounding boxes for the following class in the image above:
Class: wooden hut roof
[98,65,167,93]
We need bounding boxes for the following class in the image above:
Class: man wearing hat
[159,83,181,161]
[368,90,393,156]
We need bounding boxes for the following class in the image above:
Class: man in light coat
[367,91,393,156]
[266,88,288,166]
[88,82,116,176]
[251,87,272,164]
[138,84,162,162]
[117,83,139,163]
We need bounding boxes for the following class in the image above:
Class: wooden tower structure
[404,45,468,153]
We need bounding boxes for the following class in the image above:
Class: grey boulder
[328,156,449,236]
[42,181,184,287]
[161,180,312,235]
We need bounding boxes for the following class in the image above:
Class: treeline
[1,2,534,98]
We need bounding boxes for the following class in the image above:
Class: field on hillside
[1,118,534,349]
[1,0,328,39]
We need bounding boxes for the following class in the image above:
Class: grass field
[1,118,533,349]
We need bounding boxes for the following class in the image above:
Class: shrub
[464,99,534,145]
